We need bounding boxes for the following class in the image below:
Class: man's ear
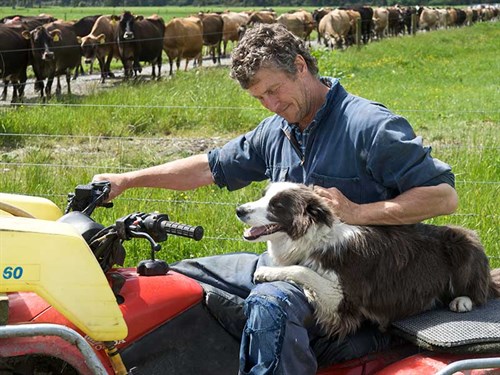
[295,55,307,75]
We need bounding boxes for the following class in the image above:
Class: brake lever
[129,230,162,257]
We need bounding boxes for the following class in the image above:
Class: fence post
[356,17,362,48]
[411,13,418,35]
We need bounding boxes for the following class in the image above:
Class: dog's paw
[254,266,285,283]
[449,296,473,312]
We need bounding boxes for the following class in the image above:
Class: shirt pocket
[265,166,289,182]
[309,173,361,203]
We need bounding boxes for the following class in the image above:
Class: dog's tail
[490,268,500,298]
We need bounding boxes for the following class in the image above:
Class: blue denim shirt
[208,77,454,204]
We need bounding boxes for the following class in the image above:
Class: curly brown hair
[230,23,319,89]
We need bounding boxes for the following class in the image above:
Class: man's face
[247,63,311,126]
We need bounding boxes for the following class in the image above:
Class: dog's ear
[306,197,333,227]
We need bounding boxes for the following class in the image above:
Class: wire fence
[1,17,498,255]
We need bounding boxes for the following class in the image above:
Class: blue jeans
[172,252,393,375]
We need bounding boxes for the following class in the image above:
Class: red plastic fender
[317,344,419,375]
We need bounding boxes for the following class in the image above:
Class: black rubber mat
[391,299,500,353]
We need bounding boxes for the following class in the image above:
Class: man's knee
[246,282,314,323]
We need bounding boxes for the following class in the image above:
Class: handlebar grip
[161,221,204,241]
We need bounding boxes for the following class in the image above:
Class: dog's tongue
[243,224,281,240]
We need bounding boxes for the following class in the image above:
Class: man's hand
[313,186,360,224]
[92,173,129,202]
[314,183,458,226]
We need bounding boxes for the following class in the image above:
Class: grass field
[0,20,498,268]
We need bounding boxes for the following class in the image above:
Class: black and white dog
[236,182,499,338]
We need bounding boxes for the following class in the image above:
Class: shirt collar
[280,76,343,134]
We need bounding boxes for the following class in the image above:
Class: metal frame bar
[0,323,108,375]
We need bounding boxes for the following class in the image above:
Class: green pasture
[0,21,498,268]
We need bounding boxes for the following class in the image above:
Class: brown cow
[22,21,81,100]
[318,9,351,49]
[2,14,56,30]
[387,7,404,36]
[196,12,224,65]
[78,15,120,83]
[71,14,100,77]
[163,16,204,75]
[238,10,277,40]
[220,11,249,57]
[344,9,360,45]
[276,9,315,43]
[1,14,55,100]
[117,11,165,79]
[247,10,277,26]
[0,24,30,103]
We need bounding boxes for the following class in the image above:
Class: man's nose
[261,95,280,113]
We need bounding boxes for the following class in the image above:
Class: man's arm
[92,153,214,201]
[314,183,458,225]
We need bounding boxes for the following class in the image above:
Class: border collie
[236,182,499,338]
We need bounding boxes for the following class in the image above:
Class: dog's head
[236,182,335,242]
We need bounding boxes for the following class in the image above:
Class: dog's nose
[236,206,248,219]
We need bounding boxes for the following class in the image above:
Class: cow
[437,8,450,29]
[238,10,277,40]
[276,10,315,44]
[318,9,351,50]
[401,6,417,35]
[71,14,101,77]
[479,6,495,22]
[22,21,81,100]
[163,16,203,75]
[464,7,474,26]
[0,24,30,103]
[117,11,165,79]
[446,8,457,26]
[78,15,120,83]
[1,14,55,100]
[387,7,404,36]
[2,14,56,30]
[372,7,388,40]
[247,10,277,26]
[347,6,373,44]
[196,12,224,65]
[220,11,249,57]
[312,7,332,43]
[454,8,467,27]
[418,7,439,31]
[344,9,361,45]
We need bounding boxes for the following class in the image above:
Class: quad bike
[0,182,499,375]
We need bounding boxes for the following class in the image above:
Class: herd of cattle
[0,5,498,103]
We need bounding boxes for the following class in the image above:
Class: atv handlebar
[124,212,204,244]
[62,181,204,272]
[158,220,204,241]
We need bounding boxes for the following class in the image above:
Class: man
[93,24,458,374]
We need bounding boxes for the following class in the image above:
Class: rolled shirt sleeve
[366,116,454,192]
[208,128,269,191]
